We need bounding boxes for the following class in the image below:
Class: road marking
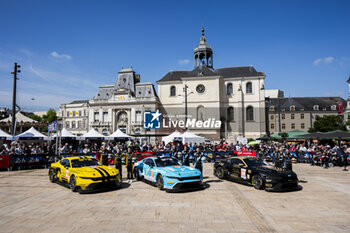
[225,182,277,233]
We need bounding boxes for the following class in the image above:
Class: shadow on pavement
[204,179,223,183]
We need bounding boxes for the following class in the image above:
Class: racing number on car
[240,168,247,180]
[65,170,69,179]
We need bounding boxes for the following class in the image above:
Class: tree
[27,113,42,122]
[42,108,57,123]
[309,115,347,133]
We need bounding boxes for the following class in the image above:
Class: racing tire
[156,175,164,190]
[134,168,142,181]
[49,169,57,183]
[215,167,225,179]
[252,174,264,190]
[70,176,78,192]
[328,162,334,168]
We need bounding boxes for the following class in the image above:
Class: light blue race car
[133,156,204,192]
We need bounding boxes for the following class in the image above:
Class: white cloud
[50,51,72,60]
[313,56,334,66]
[178,59,190,65]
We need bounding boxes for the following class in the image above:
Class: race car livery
[133,156,203,191]
[214,156,299,191]
[49,156,121,193]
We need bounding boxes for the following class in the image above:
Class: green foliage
[247,138,254,143]
[309,115,347,133]
[41,108,57,123]
[27,114,42,122]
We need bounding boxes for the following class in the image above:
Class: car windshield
[155,157,180,167]
[71,159,101,168]
[243,158,269,167]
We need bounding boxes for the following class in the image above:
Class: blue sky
[0,0,349,111]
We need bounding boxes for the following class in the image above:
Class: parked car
[214,156,299,191]
[133,156,203,192]
[49,156,121,193]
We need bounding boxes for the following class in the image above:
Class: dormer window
[313,105,319,111]
[331,105,337,111]
[290,105,296,111]
[269,106,275,111]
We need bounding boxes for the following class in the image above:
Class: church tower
[194,26,213,68]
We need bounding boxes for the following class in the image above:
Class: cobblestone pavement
[1,163,350,233]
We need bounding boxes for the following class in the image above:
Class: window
[103,111,108,123]
[331,105,337,111]
[301,123,305,129]
[66,121,70,128]
[170,86,176,96]
[82,120,86,129]
[270,115,274,120]
[313,105,319,111]
[271,123,275,130]
[269,106,275,111]
[136,110,142,123]
[246,106,254,121]
[291,114,295,120]
[79,111,82,117]
[282,114,285,120]
[60,159,70,167]
[73,111,76,117]
[301,113,304,119]
[78,121,82,129]
[291,123,295,129]
[67,112,69,117]
[72,121,76,129]
[231,158,242,166]
[290,105,295,111]
[227,107,234,121]
[227,83,233,95]
[84,110,86,116]
[94,112,99,123]
[246,82,252,94]
[282,123,286,129]
[102,129,108,135]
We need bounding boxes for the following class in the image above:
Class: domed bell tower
[194,27,213,68]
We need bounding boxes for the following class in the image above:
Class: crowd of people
[1,139,349,171]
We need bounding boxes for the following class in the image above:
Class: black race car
[214,156,299,191]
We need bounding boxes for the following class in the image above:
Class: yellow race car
[49,156,121,193]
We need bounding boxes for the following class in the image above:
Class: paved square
[1,163,350,233]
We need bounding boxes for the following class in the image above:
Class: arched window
[170,86,176,96]
[227,83,233,95]
[197,105,206,121]
[290,105,295,111]
[227,107,234,121]
[246,106,254,121]
[313,105,319,111]
[71,121,76,129]
[66,121,70,129]
[246,82,252,94]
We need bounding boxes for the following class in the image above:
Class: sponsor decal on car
[65,170,69,179]
[151,170,154,177]
[240,168,247,180]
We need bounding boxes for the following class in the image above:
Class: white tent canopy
[0,129,12,140]
[107,129,132,140]
[162,130,183,144]
[81,128,106,140]
[0,112,37,123]
[182,130,205,144]
[16,127,48,140]
[52,128,77,139]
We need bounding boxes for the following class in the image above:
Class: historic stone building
[266,97,346,133]
[60,67,159,138]
[156,27,267,141]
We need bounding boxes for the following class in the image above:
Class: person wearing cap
[182,145,190,166]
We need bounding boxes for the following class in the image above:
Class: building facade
[60,67,159,137]
[266,97,346,134]
[156,27,267,141]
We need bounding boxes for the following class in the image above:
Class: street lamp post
[179,84,193,130]
[11,63,21,136]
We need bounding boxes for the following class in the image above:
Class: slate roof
[157,65,264,83]
[69,100,89,104]
[267,97,346,112]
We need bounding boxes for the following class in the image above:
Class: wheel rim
[49,170,54,181]
[253,176,260,188]
[157,176,163,189]
[70,177,76,190]
[217,168,223,178]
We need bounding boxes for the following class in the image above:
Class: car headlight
[166,176,178,179]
